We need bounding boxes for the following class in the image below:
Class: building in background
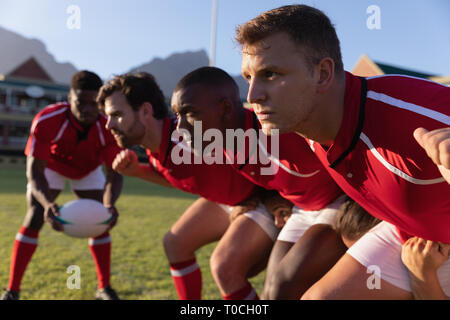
[352,54,450,86]
[0,57,69,166]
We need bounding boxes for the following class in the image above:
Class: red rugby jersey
[25,102,123,179]
[146,117,257,206]
[309,72,450,242]
[224,109,343,210]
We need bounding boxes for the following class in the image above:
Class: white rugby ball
[56,199,112,238]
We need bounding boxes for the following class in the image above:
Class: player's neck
[141,118,164,153]
[298,73,346,147]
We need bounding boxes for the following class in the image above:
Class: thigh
[167,198,231,251]
[302,253,414,300]
[212,214,274,278]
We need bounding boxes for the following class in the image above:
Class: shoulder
[366,75,450,118]
[31,102,70,132]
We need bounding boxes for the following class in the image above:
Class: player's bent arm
[26,156,55,208]
[409,272,449,300]
[132,163,173,188]
[103,166,124,208]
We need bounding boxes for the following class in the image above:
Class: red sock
[89,232,111,290]
[223,282,259,300]
[170,258,202,300]
[8,226,39,292]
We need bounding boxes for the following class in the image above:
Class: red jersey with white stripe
[146,117,257,206]
[308,72,450,242]
[225,109,343,210]
[25,102,123,179]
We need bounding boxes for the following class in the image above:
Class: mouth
[255,110,274,121]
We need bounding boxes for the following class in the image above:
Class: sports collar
[323,72,367,168]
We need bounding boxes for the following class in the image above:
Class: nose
[105,116,114,130]
[176,114,189,132]
[247,79,266,105]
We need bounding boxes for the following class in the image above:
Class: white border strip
[367,91,450,125]
[367,74,449,88]
[96,121,105,146]
[30,107,67,133]
[89,236,111,245]
[360,132,445,185]
[170,262,199,277]
[54,120,69,142]
[16,233,38,245]
[257,139,320,178]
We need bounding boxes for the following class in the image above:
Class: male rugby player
[237,4,450,299]
[97,72,277,300]
[171,67,348,299]
[1,71,123,300]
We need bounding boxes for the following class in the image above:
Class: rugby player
[97,72,277,300]
[1,71,124,300]
[236,4,450,299]
[171,67,348,300]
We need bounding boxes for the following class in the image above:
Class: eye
[264,71,277,79]
[242,74,251,83]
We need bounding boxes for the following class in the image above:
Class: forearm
[132,164,173,188]
[409,272,448,300]
[103,169,124,208]
[26,160,53,208]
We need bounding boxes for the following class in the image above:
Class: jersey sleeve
[24,118,52,161]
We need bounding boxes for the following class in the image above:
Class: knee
[162,231,180,256]
[209,250,235,285]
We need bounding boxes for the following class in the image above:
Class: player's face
[241,32,318,136]
[171,84,225,147]
[69,89,99,127]
[104,91,146,148]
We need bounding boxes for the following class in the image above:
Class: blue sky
[1,0,449,79]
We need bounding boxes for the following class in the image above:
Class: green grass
[0,168,265,300]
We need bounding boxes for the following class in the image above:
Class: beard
[112,120,146,148]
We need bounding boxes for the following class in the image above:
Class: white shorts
[27,166,106,191]
[347,221,450,296]
[277,195,346,243]
[219,203,280,241]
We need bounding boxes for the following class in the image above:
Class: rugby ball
[55,199,112,238]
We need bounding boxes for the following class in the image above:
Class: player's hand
[112,149,140,177]
[230,196,259,222]
[105,206,119,232]
[401,236,450,282]
[414,127,450,184]
[44,203,64,232]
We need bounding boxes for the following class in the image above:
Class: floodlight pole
[209,0,218,66]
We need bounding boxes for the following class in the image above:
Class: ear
[139,102,154,120]
[219,98,233,121]
[315,57,335,94]
[67,89,73,102]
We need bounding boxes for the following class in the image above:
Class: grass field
[0,168,265,300]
